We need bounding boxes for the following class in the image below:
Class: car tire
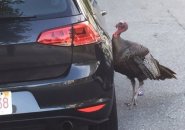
[89,93,118,130]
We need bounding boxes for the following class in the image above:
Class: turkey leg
[133,80,144,106]
[126,79,144,109]
[125,78,136,109]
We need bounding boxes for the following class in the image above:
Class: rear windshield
[0,0,79,18]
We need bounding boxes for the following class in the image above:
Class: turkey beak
[115,22,122,28]
[115,24,119,28]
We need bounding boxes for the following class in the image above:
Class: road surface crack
[167,9,185,32]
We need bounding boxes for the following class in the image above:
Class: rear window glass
[0,0,79,18]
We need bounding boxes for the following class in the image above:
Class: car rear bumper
[0,96,113,129]
[0,62,115,128]
[0,89,114,130]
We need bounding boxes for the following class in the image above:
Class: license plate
[0,91,12,115]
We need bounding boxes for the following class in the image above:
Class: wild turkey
[112,21,176,109]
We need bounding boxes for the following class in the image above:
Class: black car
[0,0,117,130]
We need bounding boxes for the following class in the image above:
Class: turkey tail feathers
[134,53,177,80]
[158,65,177,80]
[160,65,176,75]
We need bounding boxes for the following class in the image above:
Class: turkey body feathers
[112,37,176,81]
[113,38,149,63]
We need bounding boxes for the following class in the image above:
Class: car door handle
[101,10,107,16]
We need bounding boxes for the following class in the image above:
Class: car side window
[82,0,107,36]
[81,0,99,29]
[90,0,98,7]
[89,0,106,29]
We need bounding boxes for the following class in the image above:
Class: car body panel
[0,0,116,129]
[0,15,86,84]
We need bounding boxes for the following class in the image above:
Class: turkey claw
[124,103,134,110]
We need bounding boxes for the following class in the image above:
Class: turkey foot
[124,99,137,109]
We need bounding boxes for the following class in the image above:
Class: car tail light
[73,21,101,46]
[77,104,106,113]
[37,21,101,46]
[37,26,72,46]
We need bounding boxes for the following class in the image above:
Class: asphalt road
[98,0,185,130]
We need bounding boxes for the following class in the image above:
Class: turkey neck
[112,35,129,52]
[112,34,130,62]
[112,35,122,61]
[112,36,121,53]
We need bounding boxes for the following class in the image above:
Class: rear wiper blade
[0,15,37,20]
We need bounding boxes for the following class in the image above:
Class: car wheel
[89,94,118,130]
